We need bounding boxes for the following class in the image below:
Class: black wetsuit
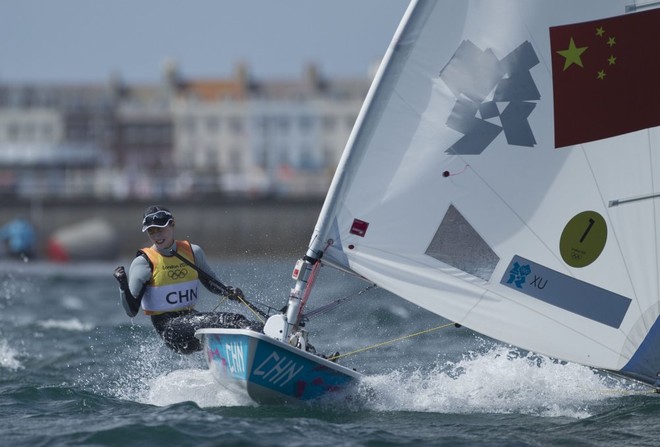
[151,309,264,354]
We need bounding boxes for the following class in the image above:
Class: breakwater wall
[0,198,323,259]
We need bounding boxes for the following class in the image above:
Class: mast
[263,0,426,343]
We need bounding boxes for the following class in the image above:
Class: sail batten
[311,0,660,386]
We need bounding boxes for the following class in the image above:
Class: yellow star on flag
[557,37,588,71]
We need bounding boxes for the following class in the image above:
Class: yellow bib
[140,240,200,314]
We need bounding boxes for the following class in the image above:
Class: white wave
[360,345,642,418]
[101,334,254,408]
[0,274,36,303]
[61,295,85,311]
[144,368,255,408]
[38,318,94,331]
[0,339,23,370]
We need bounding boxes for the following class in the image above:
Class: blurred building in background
[0,61,372,200]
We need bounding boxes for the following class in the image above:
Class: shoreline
[0,197,323,259]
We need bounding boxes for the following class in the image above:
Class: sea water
[1,257,658,447]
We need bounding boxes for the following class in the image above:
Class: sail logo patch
[350,218,369,237]
[501,255,631,328]
[505,261,531,288]
[439,40,540,155]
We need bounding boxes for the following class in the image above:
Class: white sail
[309,0,660,386]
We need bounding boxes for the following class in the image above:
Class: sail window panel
[425,204,499,281]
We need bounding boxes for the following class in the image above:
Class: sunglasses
[142,210,173,230]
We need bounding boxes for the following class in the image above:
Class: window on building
[206,116,220,133]
[255,144,267,169]
[23,122,36,141]
[7,123,19,141]
[229,117,243,134]
[125,126,139,144]
[42,124,54,140]
[205,145,218,169]
[180,116,195,135]
[322,115,336,131]
[279,149,290,166]
[299,115,314,133]
[278,117,290,133]
[229,146,243,172]
[300,144,315,170]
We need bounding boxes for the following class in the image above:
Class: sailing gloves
[225,286,245,302]
[113,265,129,292]
[206,281,243,301]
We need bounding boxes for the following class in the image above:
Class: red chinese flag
[550,8,660,148]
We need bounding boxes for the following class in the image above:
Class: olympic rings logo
[167,268,188,280]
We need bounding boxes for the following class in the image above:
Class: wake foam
[96,330,253,408]
[0,339,22,370]
[38,318,94,331]
[95,331,646,414]
[144,368,255,408]
[359,345,642,418]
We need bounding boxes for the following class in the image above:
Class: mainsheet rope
[169,248,268,323]
[327,322,456,361]
[213,295,266,323]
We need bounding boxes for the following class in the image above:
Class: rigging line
[465,163,565,271]
[209,286,267,324]
[211,296,228,312]
[442,163,470,177]
[212,297,277,321]
[234,294,266,323]
[303,284,377,320]
[321,256,371,281]
[327,322,456,361]
[169,248,268,322]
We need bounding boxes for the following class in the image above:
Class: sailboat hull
[196,329,362,404]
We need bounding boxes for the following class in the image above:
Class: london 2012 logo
[505,261,531,289]
[439,40,540,155]
[167,268,188,280]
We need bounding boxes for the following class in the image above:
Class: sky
[0,0,410,84]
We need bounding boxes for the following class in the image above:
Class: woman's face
[147,223,175,250]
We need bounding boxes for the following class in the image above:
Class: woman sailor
[113,205,262,354]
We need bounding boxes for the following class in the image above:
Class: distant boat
[198,0,660,403]
[47,218,118,262]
